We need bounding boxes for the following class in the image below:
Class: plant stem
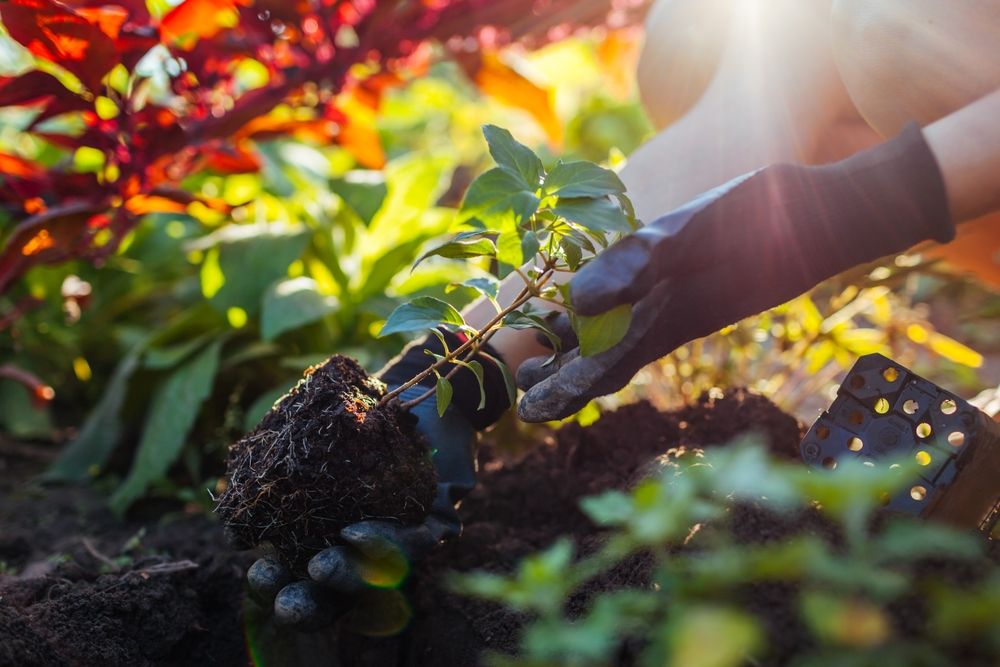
[381,263,555,408]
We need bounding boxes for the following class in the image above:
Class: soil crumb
[216,355,437,571]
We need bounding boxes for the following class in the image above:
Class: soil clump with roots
[216,355,437,572]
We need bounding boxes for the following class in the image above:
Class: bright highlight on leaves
[380,297,465,337]
[575,304,632,357]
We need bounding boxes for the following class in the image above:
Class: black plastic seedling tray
[801,353,1000,532]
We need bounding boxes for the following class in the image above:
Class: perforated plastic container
[800,353,1000,533]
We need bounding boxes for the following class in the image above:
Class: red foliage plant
[0,0,650,299]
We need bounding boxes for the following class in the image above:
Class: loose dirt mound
[217,355,437,572]
[0,487,250,667]
[4,390,995,666]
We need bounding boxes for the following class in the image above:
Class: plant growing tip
[379,125,638,415]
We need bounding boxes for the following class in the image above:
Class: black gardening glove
[517,123,954,422]
[247,332,510,631]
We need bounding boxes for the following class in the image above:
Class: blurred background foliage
[0,12,997,513]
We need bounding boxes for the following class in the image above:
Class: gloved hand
[517,123,955,422]
[247,332,509,630]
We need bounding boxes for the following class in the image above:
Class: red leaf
[0,201,107,293]
[0,153,43,179]
[0,0,120,92]
[160,0,247,48]
[201,144,261,173]
[0,70,75,107]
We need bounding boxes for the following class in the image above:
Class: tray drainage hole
[822,457,838,470]
[848,437,864,452]
[910,485,927,501]
[816,425,830,440]
[916,423,932,438]
[903,399,920,415]
[940,399,957,415]
[849,410,864,425]
[874,398,890,414]
[882,367,899,382]
[948,431,965,447]
[915,450,932,466]
[850,375,865,390]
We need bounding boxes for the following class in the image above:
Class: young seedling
[378,124,638,416]
[218,126,637,570]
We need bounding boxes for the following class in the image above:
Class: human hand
[517,124,954,422]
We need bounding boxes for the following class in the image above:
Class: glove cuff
[380,330,511,430]
[819,122,955,255]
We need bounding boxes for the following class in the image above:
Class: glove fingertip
[308,546,366,594]
[247,557,292,604]
[273,581,330,630]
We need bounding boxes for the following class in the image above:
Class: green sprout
[378,125,639,415]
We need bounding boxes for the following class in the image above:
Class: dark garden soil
[1,389,996,666]
[217,355,438,573]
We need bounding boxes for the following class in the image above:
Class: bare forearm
[924,88,1000,223]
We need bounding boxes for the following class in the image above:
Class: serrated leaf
[379,297,465,337]
[575,304,631,357]
[414,236,497,268]
[554,197,632,234]
[459,168,539,229]
[436,376,454,417]
[544,161,625,198]
[482,124,543,188]
[261,277,337,341]
[109,340,222,513]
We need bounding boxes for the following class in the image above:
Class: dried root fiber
[216,355,437,571]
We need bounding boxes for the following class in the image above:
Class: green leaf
[496,224,525,271]
[0,379,52,439]
[575,304,632,357]
[189,223,311,316]
[144,336,211,370]
[497,360,517,406]
[669,606,763,667]
[109,340,222,513]
[414,236,497,268]
[454,277,499,300]
[436,376,454,417]
[482,124,543,188]
[379,296,465,337]
[260,277,337,341]
[459,168,540,229]
[44,341,148,482]
[243,382,295,432]
[503,311,561,350]
[543,161,625,198]
[521,230,540,263]
[560,236,583,270]
[329,171,387,226]
[466,360,486,410]
[554,197,632,234]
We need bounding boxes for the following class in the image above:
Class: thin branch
[380,258,552,407]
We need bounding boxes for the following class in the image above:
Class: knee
[831,0,1000,135]
[636,0,730,129]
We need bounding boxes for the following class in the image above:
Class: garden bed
[1,390,995,666]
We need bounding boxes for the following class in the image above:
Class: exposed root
[216,355,437,572]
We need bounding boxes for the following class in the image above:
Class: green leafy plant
[452,440,1000,666]
[377,124,638,415]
